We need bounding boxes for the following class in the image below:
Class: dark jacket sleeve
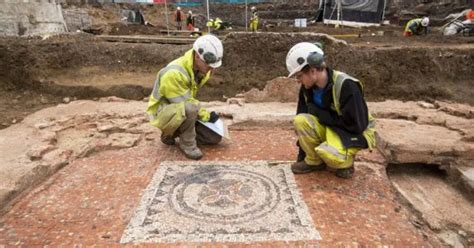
[338,80,369,134]
[306,80,368,134]
[408,21,419,33]
[306,103,339,126]
[299,84,341,126]
[296,86,306,161]
[296,86,307,114]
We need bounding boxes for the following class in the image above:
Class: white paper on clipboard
[197,119,229,139]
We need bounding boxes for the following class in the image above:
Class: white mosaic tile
[121,161,321,243]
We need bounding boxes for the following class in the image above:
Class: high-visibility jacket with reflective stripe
[331,70,376,149]
[146,49,211,132]
[405,18,423,33]
[207,18,223,29]
[250,12,259,22]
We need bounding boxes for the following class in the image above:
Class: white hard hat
[286,42,324,78]
[193,34,224,68]
[421,17,429,27]
[177,6,181,10]
[251,6,256,10]
[188,10,192,14]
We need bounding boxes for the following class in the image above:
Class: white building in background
[0,0,67,36]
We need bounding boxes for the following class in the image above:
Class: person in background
[404,17,430,37]
[250,6,259,32]
[174,6,184,30]
[206,18,232,32]
[186,10,195,31]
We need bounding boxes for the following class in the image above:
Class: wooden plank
[158,29,204,37]
[97,35,195,44]
[158,29,196,34]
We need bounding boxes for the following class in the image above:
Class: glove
[208,111,219,123]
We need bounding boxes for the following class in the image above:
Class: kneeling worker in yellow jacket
[146,34,224,160]
[286,42,376,178]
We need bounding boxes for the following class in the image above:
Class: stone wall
[0,0,67,36]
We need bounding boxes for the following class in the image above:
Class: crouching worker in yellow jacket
[286,42,376,179]
[146,34,224,160]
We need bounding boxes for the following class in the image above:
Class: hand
[306,103,337,126]
[306,103,319,116]
[209,111,219,123]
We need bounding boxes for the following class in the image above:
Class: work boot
[291,161,326,174]
[335,166,355,179]
[179,144,203,160]
[160,134,176,146]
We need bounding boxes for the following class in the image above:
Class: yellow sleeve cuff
[198,107,210,122]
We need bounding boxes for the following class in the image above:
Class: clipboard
[197,119,230,139]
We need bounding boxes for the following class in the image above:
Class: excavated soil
[0,30,473,129]
[0,5,473,245]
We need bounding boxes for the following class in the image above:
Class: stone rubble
[0,97,473,245]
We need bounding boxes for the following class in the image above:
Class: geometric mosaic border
[121,160,321,243]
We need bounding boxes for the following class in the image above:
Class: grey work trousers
[177,103,222,148]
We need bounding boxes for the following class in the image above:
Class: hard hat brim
[209,60,222,69]
[287,64,305,78]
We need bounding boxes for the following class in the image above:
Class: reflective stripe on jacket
[146,49,211,134]
[332,70,376,149]
[207,18,223,29]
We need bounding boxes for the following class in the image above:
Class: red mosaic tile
[0,128,440,247]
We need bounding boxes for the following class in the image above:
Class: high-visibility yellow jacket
[146,49,211,135]
[250,11,259,31]
[405,18,425,34]
[331,70,376,149]
[299,69,376,149]
[207,18,223,30]
[250,11,259,23]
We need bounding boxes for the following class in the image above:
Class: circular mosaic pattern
[169,168,281,224]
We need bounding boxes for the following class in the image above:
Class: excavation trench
[1,32,472,129]
[0,32,473,246]
[387,163,474,247]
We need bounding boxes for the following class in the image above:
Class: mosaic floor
[121,161,321,243]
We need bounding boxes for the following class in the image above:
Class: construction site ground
[1,3,474,247]
[0,119,439,246]
[0,99,473,247]
[1,31,472,129]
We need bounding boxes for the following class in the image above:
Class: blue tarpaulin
[175,0,202,6]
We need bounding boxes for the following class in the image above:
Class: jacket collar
[181,49,211,87]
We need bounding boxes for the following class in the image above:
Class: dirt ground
[0,4,473,247]
[0,4,473,129]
